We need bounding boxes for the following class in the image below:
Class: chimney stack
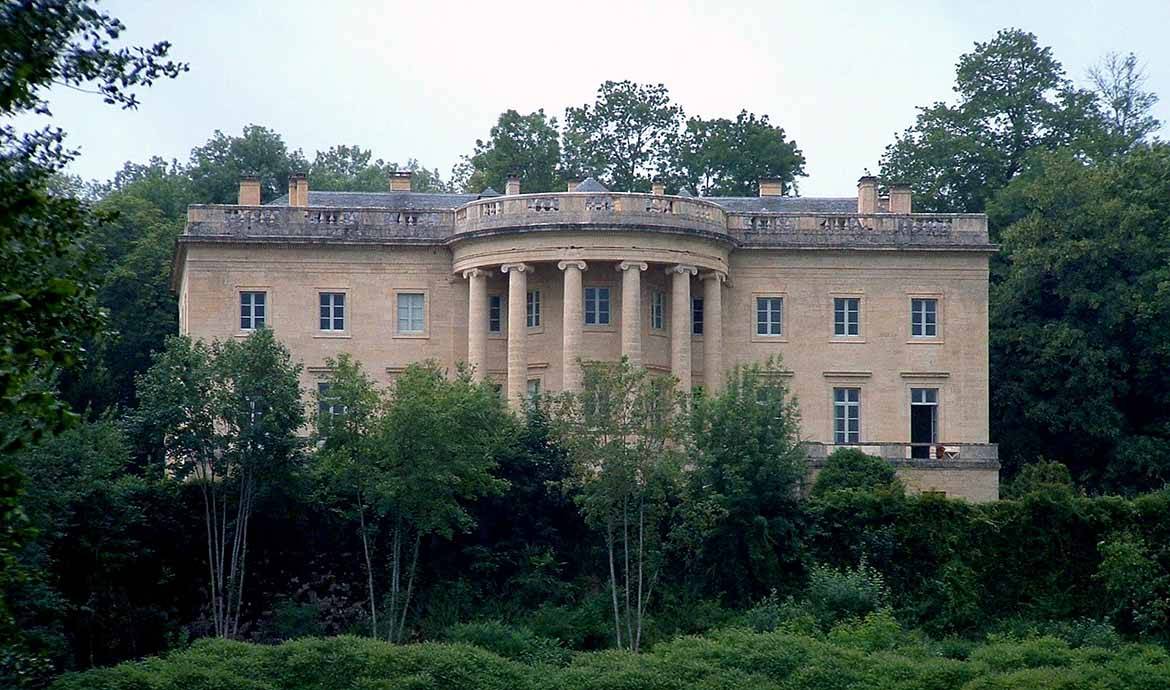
[389,170,412,192]
[565,178,580,192]
[889,184,912,214]
[758,178,783,197]
[288,173,308,207]
[857,175,878,214]
[651,179,665,196]
[505,173,521,196]
[238,175,261,206]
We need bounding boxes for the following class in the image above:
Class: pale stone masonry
[174,173,999,501]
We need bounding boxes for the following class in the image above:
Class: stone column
[669,265,699,390]
[463,268,490,381]
[702,271,726,393]
[501,263,532,409]
[558,260,587,392]
[617,261,648,366]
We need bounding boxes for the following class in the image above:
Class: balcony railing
[728,213,990,247]
[804,442,999,464]
[185,205,453,241]
[450,193,730,237]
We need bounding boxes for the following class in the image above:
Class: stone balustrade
[184,199,991,250]
[804,442,1000,466]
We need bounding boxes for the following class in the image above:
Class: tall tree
[307,145,396,193]
[1088,52,1161,156]
[990,145,1170,490]
[135,331,304,638]
[669,111,806,196]
[551,359,686,652]
[880,29,1103,213]
[460,109,561,193]
[188,125,308,204]
[686,360,806,605]
[562,81,683,191]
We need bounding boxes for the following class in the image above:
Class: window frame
[909,295,943,341]
[239,289,268,332]
[317,381,345,421]
[752,294,786,341]
[393,289,428,338]
[317,290,347,334]
[692,296,704,336]
[527,288,542,331]
[832,296,861,338]
[488,293,504,336]
[650,290,666,331]
[584,285,613,328]
[833,386,861,444]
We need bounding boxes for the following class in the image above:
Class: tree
[669,112,806,196]
[375,362,513,642]
[551,359,686,652]
[880,29,1104,214]
[1088,52,1161,156]
[686,360,806,605]
[989,146,1170,490]
[188,125,308,204]
[810,448,901,498]
[310,355,383,636]
[135,330,304,638]
[561,81,683,191]
[461,109,561,193]
[307,145,396,193]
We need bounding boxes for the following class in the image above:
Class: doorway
[910,388,938,459]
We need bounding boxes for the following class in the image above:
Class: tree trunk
[358,496,377,638]
[635,497,645,653]
[607,519,622,650]
[397,531,421,643]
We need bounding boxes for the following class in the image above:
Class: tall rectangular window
[650,291,665,330]
[910,387,939,459]
[317,382,344,419]
[527,289,541,328]
[319,292,345,331]
[692,297,704,335]
[834,297,860,337]
[240,291,266,330]
[833,387,860,444]
[584,287,610,325]
[397,293,425,334]
[488,295,502,333]
[911,298,938,338]
[756,297,783,336]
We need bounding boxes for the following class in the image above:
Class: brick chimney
[389,171,412,192]
[857,175,878,214]
[889,184,912,214]
[651,179,665,196]
[238,176,261,206]
[288,173,308,207]
[505,174,521,196]
[758,178,783,197]
[565,178,580,192]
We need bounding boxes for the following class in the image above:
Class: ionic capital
[667,264,699,276]
[557,260,588,271]
[499,263,533,274]
[617,261,648,272]
[701,270,727,283]
[462,268,492,280]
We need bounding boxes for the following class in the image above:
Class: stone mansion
[173,171,999,501]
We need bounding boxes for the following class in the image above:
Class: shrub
[442,621,571,666]
[1004,461,1076,499]
[741,590,816,634]
[810,448,900,498]
[804,560,889,629]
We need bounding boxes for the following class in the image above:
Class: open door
[910,388,937,459]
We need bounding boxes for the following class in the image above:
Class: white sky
[22,0,1170,197]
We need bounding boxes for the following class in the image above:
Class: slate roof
[265,188,856,214]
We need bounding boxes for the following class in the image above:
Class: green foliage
[1004,461,1075,499]
[443,622,570,666]
[459,110,561,193]
[49,628,1170,690]
[1096,532,1170,637]
[804,561,889,629]
[187,125,308,204]
[685,360,806,605]
[810,448,900,498]
[561,81,684,191]
[668,112,806,196]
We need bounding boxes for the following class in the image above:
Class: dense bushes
[50,623,1170,690]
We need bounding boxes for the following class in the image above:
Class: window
[650,291,665,330]
[527,289,541,328]
[756,297,783,336]
[833,387,860,444]
[910,387,939,459]
[911,298,938,338]
[488,295,502,334]
[397,292,425,334]
[834,297,860,337]
[584,287,610,325]
[319,292,345,331]
[317,382,344,419]
[527,379,541,399]
[692,297,704,335]
[240,291,266,330]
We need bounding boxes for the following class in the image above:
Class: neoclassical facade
[174,171,999,500]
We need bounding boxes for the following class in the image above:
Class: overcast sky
[23,0,1170,197]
